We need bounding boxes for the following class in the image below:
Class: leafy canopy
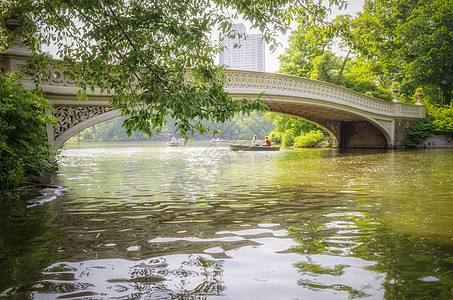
[357,0,453,105]
[278,13,393,100]
[0,0,347,139]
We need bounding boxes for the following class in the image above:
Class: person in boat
[171,136,177,143]
[251,135,260,146]
[264,136,271,146]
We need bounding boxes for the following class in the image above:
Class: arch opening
[52,109,122,150]
[340,121,388,148]
[265,101,392,148]
[51,104,392,150]
[265,111,340,148]
[51,109,279,150]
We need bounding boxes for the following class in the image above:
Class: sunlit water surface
[1,142,453,299]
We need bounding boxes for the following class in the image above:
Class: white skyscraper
[219,24,265,72]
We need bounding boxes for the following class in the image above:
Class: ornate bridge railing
[223,70,425,119]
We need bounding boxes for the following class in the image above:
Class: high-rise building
[219,24,265,72]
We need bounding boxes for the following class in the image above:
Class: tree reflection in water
[1,145,453,299]
[286,205,453,299]
[7,255,225,299]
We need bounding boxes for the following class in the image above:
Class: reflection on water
[1,142,453,299]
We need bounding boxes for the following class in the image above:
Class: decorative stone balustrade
[2,53,426,120]
[223,70,426,119]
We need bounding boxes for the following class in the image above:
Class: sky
[255,0,366,73]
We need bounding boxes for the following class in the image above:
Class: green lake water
[1,142,453,299]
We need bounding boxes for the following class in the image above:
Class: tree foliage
[276,11,396,147]
[278,14,393,99]
[281,0,453,106]
[405,117,436,147]
[293,130,325,147]
[406,103,453,147]
[0,0,347,140]
[345,0,453,143]
[430,105,453,137]
[0,74,56,191]
[356,0,453,105]
[279,0,453,145]
[265,113,326,147]
[73,111,276,142]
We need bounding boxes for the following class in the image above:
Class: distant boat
[168,142,180,147]
[228,144,280,151]
[211,138,227,142]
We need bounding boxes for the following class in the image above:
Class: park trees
[356,0,453,106]
[265,113,326,147]
[275,11,393,147]
[280,0,453,106]
[278,12,392,99]
[351,0,453,144]
[73,111,276,142]
[0,74,56,191]
[0,0,347,139]
[276,0,453,146]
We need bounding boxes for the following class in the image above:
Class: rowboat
[211,138,227,142]
[168,142,180,147]
[228,144,280,151]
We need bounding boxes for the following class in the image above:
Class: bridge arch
[267,107,391,148]
[51,107,121,150]
[222,70,423,148]
[51,102,392,150]
[1,46,426,149]
[269,111,391,149]
[253,93,393,148]
[273,111,341,147]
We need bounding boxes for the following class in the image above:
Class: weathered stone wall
[417,135,453,148]
[393,119,418,148]
[341,121,388,148]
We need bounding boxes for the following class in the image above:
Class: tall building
[219,23,265,72]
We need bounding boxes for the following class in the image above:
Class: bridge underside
[340,121,387,148]
[265,100,391,148]
[48,101,402,150]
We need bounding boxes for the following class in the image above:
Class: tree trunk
[322,66,331,83]
[443,91,451,105]
[443,89,452,106]
[440,83,452,106]
[337,50,351,86]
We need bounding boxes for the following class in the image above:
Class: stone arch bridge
[1,43,426,150]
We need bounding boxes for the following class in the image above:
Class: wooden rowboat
[228,144,280,151]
